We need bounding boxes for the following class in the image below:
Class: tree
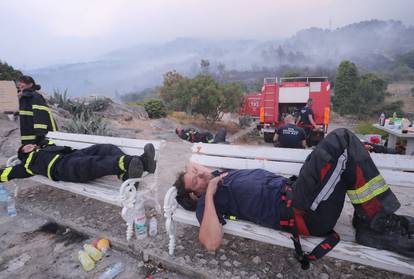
[0,61,23,80]
[399,50,414,70]
[144,99,167,119]
[159,71,192,111]
[332,60,359,115]
[277,45,285,65]
[200,59,210,75]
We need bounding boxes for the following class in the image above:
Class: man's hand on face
[21,144,38,153]
[206,173,228,196]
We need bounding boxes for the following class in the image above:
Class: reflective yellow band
[118,155,126,172]
[347,175,390,204]
[21,135,36,141]
[48,140,55,145]
[207,139,214,143]
[32,105,51,112]
[24,151,35,175]
[32,105,57,131]
[1,167,13,182]
[228,215,237,221]
[34,124,48,129]
[19,110,33,116]
[47,155,60,180]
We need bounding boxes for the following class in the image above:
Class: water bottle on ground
[98,262,124,279]
[78,250,95,272]
[134,205,147,240]
[0,184,9,216]
[149,216,157,237]
[84,244,103,261]
[7,195,17,217]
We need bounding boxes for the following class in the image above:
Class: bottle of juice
[84,244,103,261]
[78,250,95,272]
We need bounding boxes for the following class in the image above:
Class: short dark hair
[173,172,197,211]
[19,75,41,91]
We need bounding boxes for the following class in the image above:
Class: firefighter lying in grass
[0,141,156,184]
[173,128,414,269]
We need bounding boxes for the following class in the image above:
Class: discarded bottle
[97,239,110,253]
[149,216,157,237]
[7,195,17,217]
[379,112,385,126]
[0,184,9,216]
[84,244,103,261]
[134,203,147,240]
[98,262,124,279]
[78,250,95,272]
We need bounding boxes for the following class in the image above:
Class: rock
[199,259,207,265]
[196,253,204,258]
[137,261,144,268]
[224,271,232,277]
[233,260,241,267]
[184,255,191,262]
[323,264,332,273]
[231,276,241,279]
[340,275,353,279]
[320,273,329,279]
[176,245,184,250]
[220,254,227,260]
[223,261,232,267]
[276,273,283,278]
[221,238,230,245]
[252,256,261,264]
[249,274,259,279]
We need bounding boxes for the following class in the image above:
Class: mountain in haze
[29,20,414,97]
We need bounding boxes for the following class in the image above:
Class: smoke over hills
[29,20,414,97]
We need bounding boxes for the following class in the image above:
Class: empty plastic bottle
[134,204,147,240]
[98,262,124,279]
[149,216,157,237]
[84,244,103,261]
[78,250,95,272]
[0,184,9,216]
[7,195,17,217]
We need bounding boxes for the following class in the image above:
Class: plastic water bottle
[98,262,124,279]
[134,205,147,240]
[0,184,9,216]
[84,244,103,261]
[78,250,95,272]
[149,216,157,237]
[7,195,17,217]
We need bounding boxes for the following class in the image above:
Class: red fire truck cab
[240,92,262,121]
[258,77,332,145]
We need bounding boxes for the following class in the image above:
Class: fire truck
[239,92,262,121]
[251,77,332,145]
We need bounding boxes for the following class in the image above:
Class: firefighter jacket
[0,142,73,183]
[19,89,58,145]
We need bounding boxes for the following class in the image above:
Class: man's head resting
[173,172,197,211]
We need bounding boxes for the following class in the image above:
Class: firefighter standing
[296,98,317,138]
[273,114,306,149]
[0,142,156,184]
[17,76,58,146]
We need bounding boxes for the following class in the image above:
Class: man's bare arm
[308,114,316,127]
[198,174,226,251]
[273,133,279,143]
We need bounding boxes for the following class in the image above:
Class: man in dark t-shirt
[297,98,317,138]
[274,115,306,148]
[173,128,414,265]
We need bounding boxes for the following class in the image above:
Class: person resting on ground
[0,141,156,184]
[173,128,414,269]
[175,127,227,144]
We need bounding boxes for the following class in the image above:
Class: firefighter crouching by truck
[273,114,307,149]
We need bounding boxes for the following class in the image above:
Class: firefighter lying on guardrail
[0,141,156,185]
[173,128,414,269]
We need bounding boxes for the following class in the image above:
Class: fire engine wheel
[263,132,274,143]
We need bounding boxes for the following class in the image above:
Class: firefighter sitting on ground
[273,114,306,149]
[0,141,156,184]
[175,127,227,144]
[174,128,414,269]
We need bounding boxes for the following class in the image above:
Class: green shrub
[63,110,110,136]
[144,99,167,119]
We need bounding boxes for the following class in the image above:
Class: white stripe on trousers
[310,149,348,211]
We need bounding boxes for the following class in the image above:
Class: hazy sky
[0,0,413,69]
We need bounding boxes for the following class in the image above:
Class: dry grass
[168,111,241,134]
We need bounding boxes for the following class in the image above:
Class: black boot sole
[144,143,156,173]
[355,228,414,258]
[127,157,144,179]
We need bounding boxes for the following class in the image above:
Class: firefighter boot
[140,143,156,173]
[125,157,144,180]
[353,214,414,258]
